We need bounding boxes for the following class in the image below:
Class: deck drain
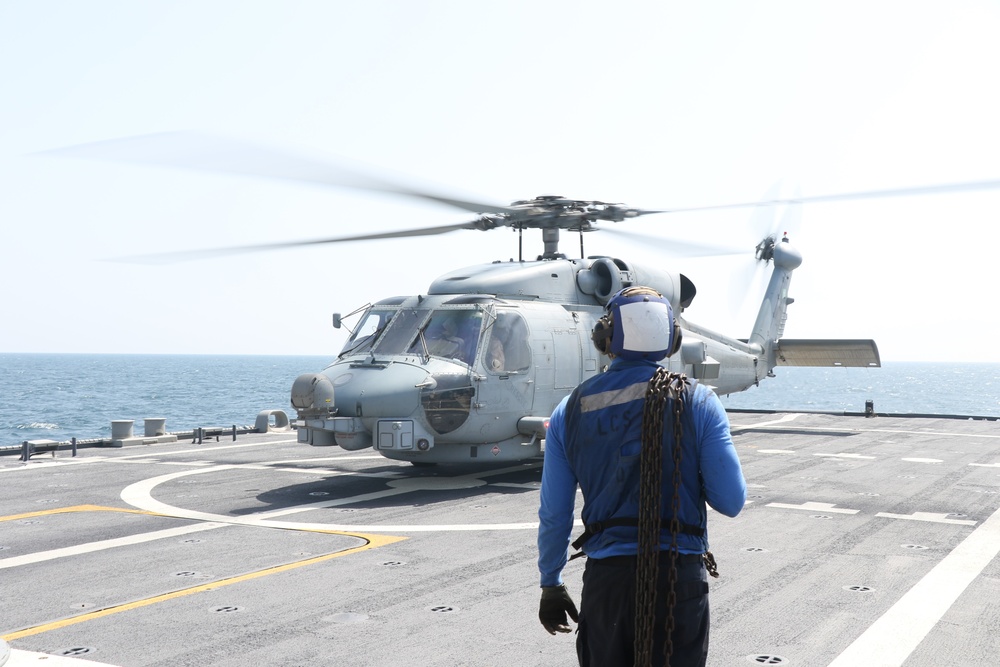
[747,494,763,500]
[180,539,204,544]
[0,546,8,551]
[309,491,330,496]
[35,499,60,504]
[212,606,242,613]
[810,515,831,520]
[743,547,769,553]
[429,605,459,614]
[18,520,41,525]
[902,544,929,550]
[747,655,787,665]
[844,585,874,592]
[381,561,406,567]
[174,571,210,578]
[338,508,357,513]
[859,492,880,497]
[70,602,96,609]
[60,647,95,656]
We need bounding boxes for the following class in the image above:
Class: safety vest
[563,359,708,556]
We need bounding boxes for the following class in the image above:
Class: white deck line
[827,500,1000,666]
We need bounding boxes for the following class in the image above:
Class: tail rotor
[730,182,803,323]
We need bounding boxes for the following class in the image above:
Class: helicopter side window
[409,309,483,365]
[486,311,530,373]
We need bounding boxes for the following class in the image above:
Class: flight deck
[2,412,999,667]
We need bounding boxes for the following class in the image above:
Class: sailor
[537,286,747,666]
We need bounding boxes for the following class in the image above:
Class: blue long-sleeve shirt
[537,359,746,587]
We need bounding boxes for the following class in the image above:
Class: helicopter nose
[298,362,434,422]
[291,363,473,438]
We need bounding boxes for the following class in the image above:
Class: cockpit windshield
[405,309,483,365]
[339,306,397,357]
[341,305,484,366]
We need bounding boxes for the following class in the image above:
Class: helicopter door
[528,312,585,418]
[474,311,535,436]
[552,329,582,390]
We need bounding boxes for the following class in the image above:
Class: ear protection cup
[591,314,614,355]
[669,323,682,357]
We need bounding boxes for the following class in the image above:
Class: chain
[634,368,665,666]
[704,551,719,579]
[634,368,687,667]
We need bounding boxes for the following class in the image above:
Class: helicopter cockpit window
[407,309,483,366]
[339,307,397,357]
[485,311,530,373]
[372,308,431,355]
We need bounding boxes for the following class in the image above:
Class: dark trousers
[576,553,710,667]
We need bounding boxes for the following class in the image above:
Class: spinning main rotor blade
[112,220,486,264]
[658,179,1000,215]
[42,131,517,216]
[45,131,1000,265]
[599,227,744,257]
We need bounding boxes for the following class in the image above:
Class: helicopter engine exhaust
[577,257,635,304]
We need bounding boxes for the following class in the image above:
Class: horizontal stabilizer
[775,339,881,367]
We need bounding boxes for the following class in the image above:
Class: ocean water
[1,354,998,447]
[0,353,334,446]
[718,363,1000,417]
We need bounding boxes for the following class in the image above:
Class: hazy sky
[2,1,998,363]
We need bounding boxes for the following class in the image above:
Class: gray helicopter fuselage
[290,254,787,464]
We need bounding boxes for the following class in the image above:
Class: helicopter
[47,132,1000,464]
[288,197,876,464]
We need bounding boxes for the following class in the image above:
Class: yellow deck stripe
[2,532,405,641]
[0,504,159,522]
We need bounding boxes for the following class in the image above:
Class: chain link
[634,368,687,667]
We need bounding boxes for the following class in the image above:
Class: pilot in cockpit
[426,316,465,358]
[487,313,530,372]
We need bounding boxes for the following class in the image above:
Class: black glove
[539,584,579,634]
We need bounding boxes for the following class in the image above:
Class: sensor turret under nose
[291,373,336,416]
